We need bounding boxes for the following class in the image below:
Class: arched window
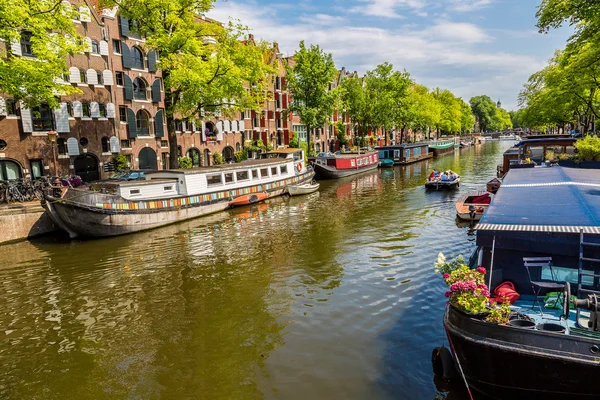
[57,138,67,155]
[101,137,109,153]
[235,142,241,152]
[136,109,150,136]
[96,70,103,85]
[79,68,86,83]
[0,160,22,181]
[133,78,147,100]
[177,146,182,157]
[132,47,144,69]
[91,40,100,54]
[187,148,201,167]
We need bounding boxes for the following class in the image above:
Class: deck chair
[523,257,565,317]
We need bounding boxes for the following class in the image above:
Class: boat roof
[478,167,600,234]
[514,138,577,147]
[147,158,288,176]
[263,148,303,154]
[375,143,428,149]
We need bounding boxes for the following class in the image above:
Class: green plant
[113,153,128,172]
[235,149,248,162]
[545,150,555,161]
[575,135,600,161]
[178,156,192,169]
[485,299,511,324]
[213,152,224,165]
[558,152,570,161]
[289,131,299,148]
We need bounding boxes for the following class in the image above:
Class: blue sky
[208,0,572,110]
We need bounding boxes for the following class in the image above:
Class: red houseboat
[309,152,379,179]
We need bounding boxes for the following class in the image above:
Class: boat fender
[296,162,303,172]
[431,345,455,382]
[492,281,520,304]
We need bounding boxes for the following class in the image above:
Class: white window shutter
[102,70,114,86]
[106,102,115,118]
[224,120,231,132]
[54,102,70,132]
[69,66,80,83]
[181,121,187,132]
[72,101,82,118]
[11,40,22,56]
[0,98,6,116]
[79,6,91,22]
[109,136,120,153]
[67,137,80,155]
[239,120,245,131]
[232,120,238,132]
[99,40,109,56]
[84,37,92,53]
[90,102,100,117]
[20,102,33,133]
[191,121,196,132]
[201,121,206,141]
[216,121,223,141]
[86,69,98,85]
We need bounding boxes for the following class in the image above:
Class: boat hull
[44,171,314,238]
[425,179,460,190]
[229,192,268,207]
[444,305,600,400]
[288,183,319,196]
[313,162,378,180]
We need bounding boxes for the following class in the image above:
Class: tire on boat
[432,345,456,382]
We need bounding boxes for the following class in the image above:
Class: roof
[477,167,600,234]
[147,158,287,176]
[514,138,577,147]
[264,148,302,154]
[375,143,429,149]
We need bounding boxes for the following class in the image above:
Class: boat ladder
[576,230,600,327]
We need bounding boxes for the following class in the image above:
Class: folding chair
[523,257,565,317]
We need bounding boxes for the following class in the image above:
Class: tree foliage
[0,0,84,108]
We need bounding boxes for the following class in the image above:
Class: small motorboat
[486,177,501,194]
[288,181,320,196]
[229,192,269,207]
[455,191,492,221]
[425,171,460,190]
[378,159,394,168]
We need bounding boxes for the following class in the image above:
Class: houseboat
[429,140,455,156]
[43,149,314,238]
[308,151,379,179]
[498,137,578,176]
[441,167,600,400]
[375,143,433,166]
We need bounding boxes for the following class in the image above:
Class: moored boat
[425,170,460,190]
[229,192,268,207]
[43,149,314,238]
[308,151,379,180]
[455,191,492,221]
[486,177,501,194]
[429,140,455,156]
[375,143,433,166]
[378,159,394,168]
[288,181,320,196]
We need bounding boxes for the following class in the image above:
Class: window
[161,140,168,148]
[260,168,268,178]
[236,170,249,181]
[132,47,144,69]
[130,189,140,195]
[136,109,150,136]
[66,102,73,117]
[163,185,173,191]
[0,160,22,180]
[20,31,34,56]
[101,137,109,153]
[174,120,183,131]
[133,77,147,100]
[207,174,222,186]
[119,106,127,122]
[271,166,278,176]
[32,104,53,131]
[0,140,6,151]
[121,139,131,149]
[115,71,124,86]
[280,165,287,174]
[224,172,234,184]
[5,99,16,115]
[251,169,258,179]
[80,137,89,147]
[91,40,100,54]
[112,39,121,54]
[79,68,86,83]
[81,102,90,117]
[57,138,67,155]
[98,103,106,117]
[30,160,44,178]
[96,70,103,85]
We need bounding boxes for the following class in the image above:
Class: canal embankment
[0,202,57,245]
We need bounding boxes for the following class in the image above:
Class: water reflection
[0,142,512,399]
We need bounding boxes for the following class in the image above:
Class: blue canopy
[478,167,600,234]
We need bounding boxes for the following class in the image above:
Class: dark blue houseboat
[375,143,432,166]
[443,166,600,399]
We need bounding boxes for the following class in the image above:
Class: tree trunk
[168,117,178,169]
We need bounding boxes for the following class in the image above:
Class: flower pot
[508,319,535,329]
[536,323,566,333]
[449,303,489,320]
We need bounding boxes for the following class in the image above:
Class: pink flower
[443,273,450,279]
[444,291,452,298]
[476,266,486,275]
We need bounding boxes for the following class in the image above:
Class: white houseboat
[44,149,313,238]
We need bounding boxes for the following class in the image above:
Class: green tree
[102,0,273,168]
[286,41,338,157]
[470,95,499,132]
[339,74,368,142]
[0,0,84,108]
[459,99,476,133]
[432,88,462,135]
[406,84,441,141]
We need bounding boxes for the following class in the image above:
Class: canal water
[0,141,511,400]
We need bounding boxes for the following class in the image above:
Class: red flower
[443,273,450,279]
[476,266,486,275]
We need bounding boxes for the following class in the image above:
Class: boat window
[236,170,249,181]
[542,266,594,286]
[351,159,355,167]
[163,185,173,191]
[271,166,278,176]
[260,168,268,178]
[293,151,301,161]
[130,189,140,195]
[207,174,222,186]
[224,172,234,184]
[280,165,287,174]
[251,169,258,179]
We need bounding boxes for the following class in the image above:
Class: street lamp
[47,130,59,183]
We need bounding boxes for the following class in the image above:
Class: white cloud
[447,0,495,12]
[207,1,551,110]
[349,0,427,18]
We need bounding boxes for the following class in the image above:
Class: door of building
[73,154,99,182]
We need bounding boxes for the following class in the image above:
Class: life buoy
[296,162,302,172]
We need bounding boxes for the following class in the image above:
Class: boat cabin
[309,151,378,169]
[500,137,578,176]
[375,143,432,165]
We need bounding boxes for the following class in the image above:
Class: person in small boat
[429,170,438,181]
[440,172,450,182]
[447,170,458,181]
